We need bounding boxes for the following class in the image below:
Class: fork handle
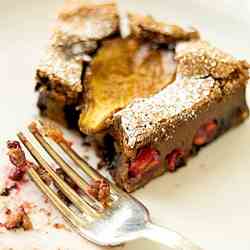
[142,222,202,250]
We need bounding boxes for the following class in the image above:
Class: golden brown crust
[37,45,83,92]
[58,1,116,21]
[128,14,199,44]
[54,2,119,46]
[176,40,250,80]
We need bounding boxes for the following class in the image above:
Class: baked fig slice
[79,37,176,134]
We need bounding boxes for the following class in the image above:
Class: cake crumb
[86,179,110,207]
[6,140,52,191]
[3,206,33,231]
[28,121,40,133]
[7,141,29,182]
[54,223,65,229]
[42,121,73,147]
[32,162,52,185]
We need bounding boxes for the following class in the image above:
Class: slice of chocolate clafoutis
[35,0,249,192]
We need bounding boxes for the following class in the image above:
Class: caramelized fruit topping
[128,148,160,178]
[79,37,176,134]
[193,120,218,146]
[166,148,185,172]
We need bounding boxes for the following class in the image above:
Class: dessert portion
[35,1,249,192]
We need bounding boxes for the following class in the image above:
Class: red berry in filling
[166,149,185,172]
[193,120,218,146]
[128,148,160,178]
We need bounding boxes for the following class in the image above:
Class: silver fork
[17,122,202,250]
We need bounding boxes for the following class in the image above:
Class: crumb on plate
[3,206,33,231]
[53,223,65,229]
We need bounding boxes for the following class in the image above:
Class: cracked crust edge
[128,13,200,44]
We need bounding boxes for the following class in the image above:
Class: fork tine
[17,132,98,216]
[57,141,119,196]
[51,136,103,180]
[38,120,101,180]
[27,167,84,228]
[38,120,118,195]
[58,142,101,180]
[29,125,89,188]
[28,125,103,209]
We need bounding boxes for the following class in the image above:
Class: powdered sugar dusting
[115,76,216,149]
[38,45,83,87]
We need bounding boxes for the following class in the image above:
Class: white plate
[0,1,250,249]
